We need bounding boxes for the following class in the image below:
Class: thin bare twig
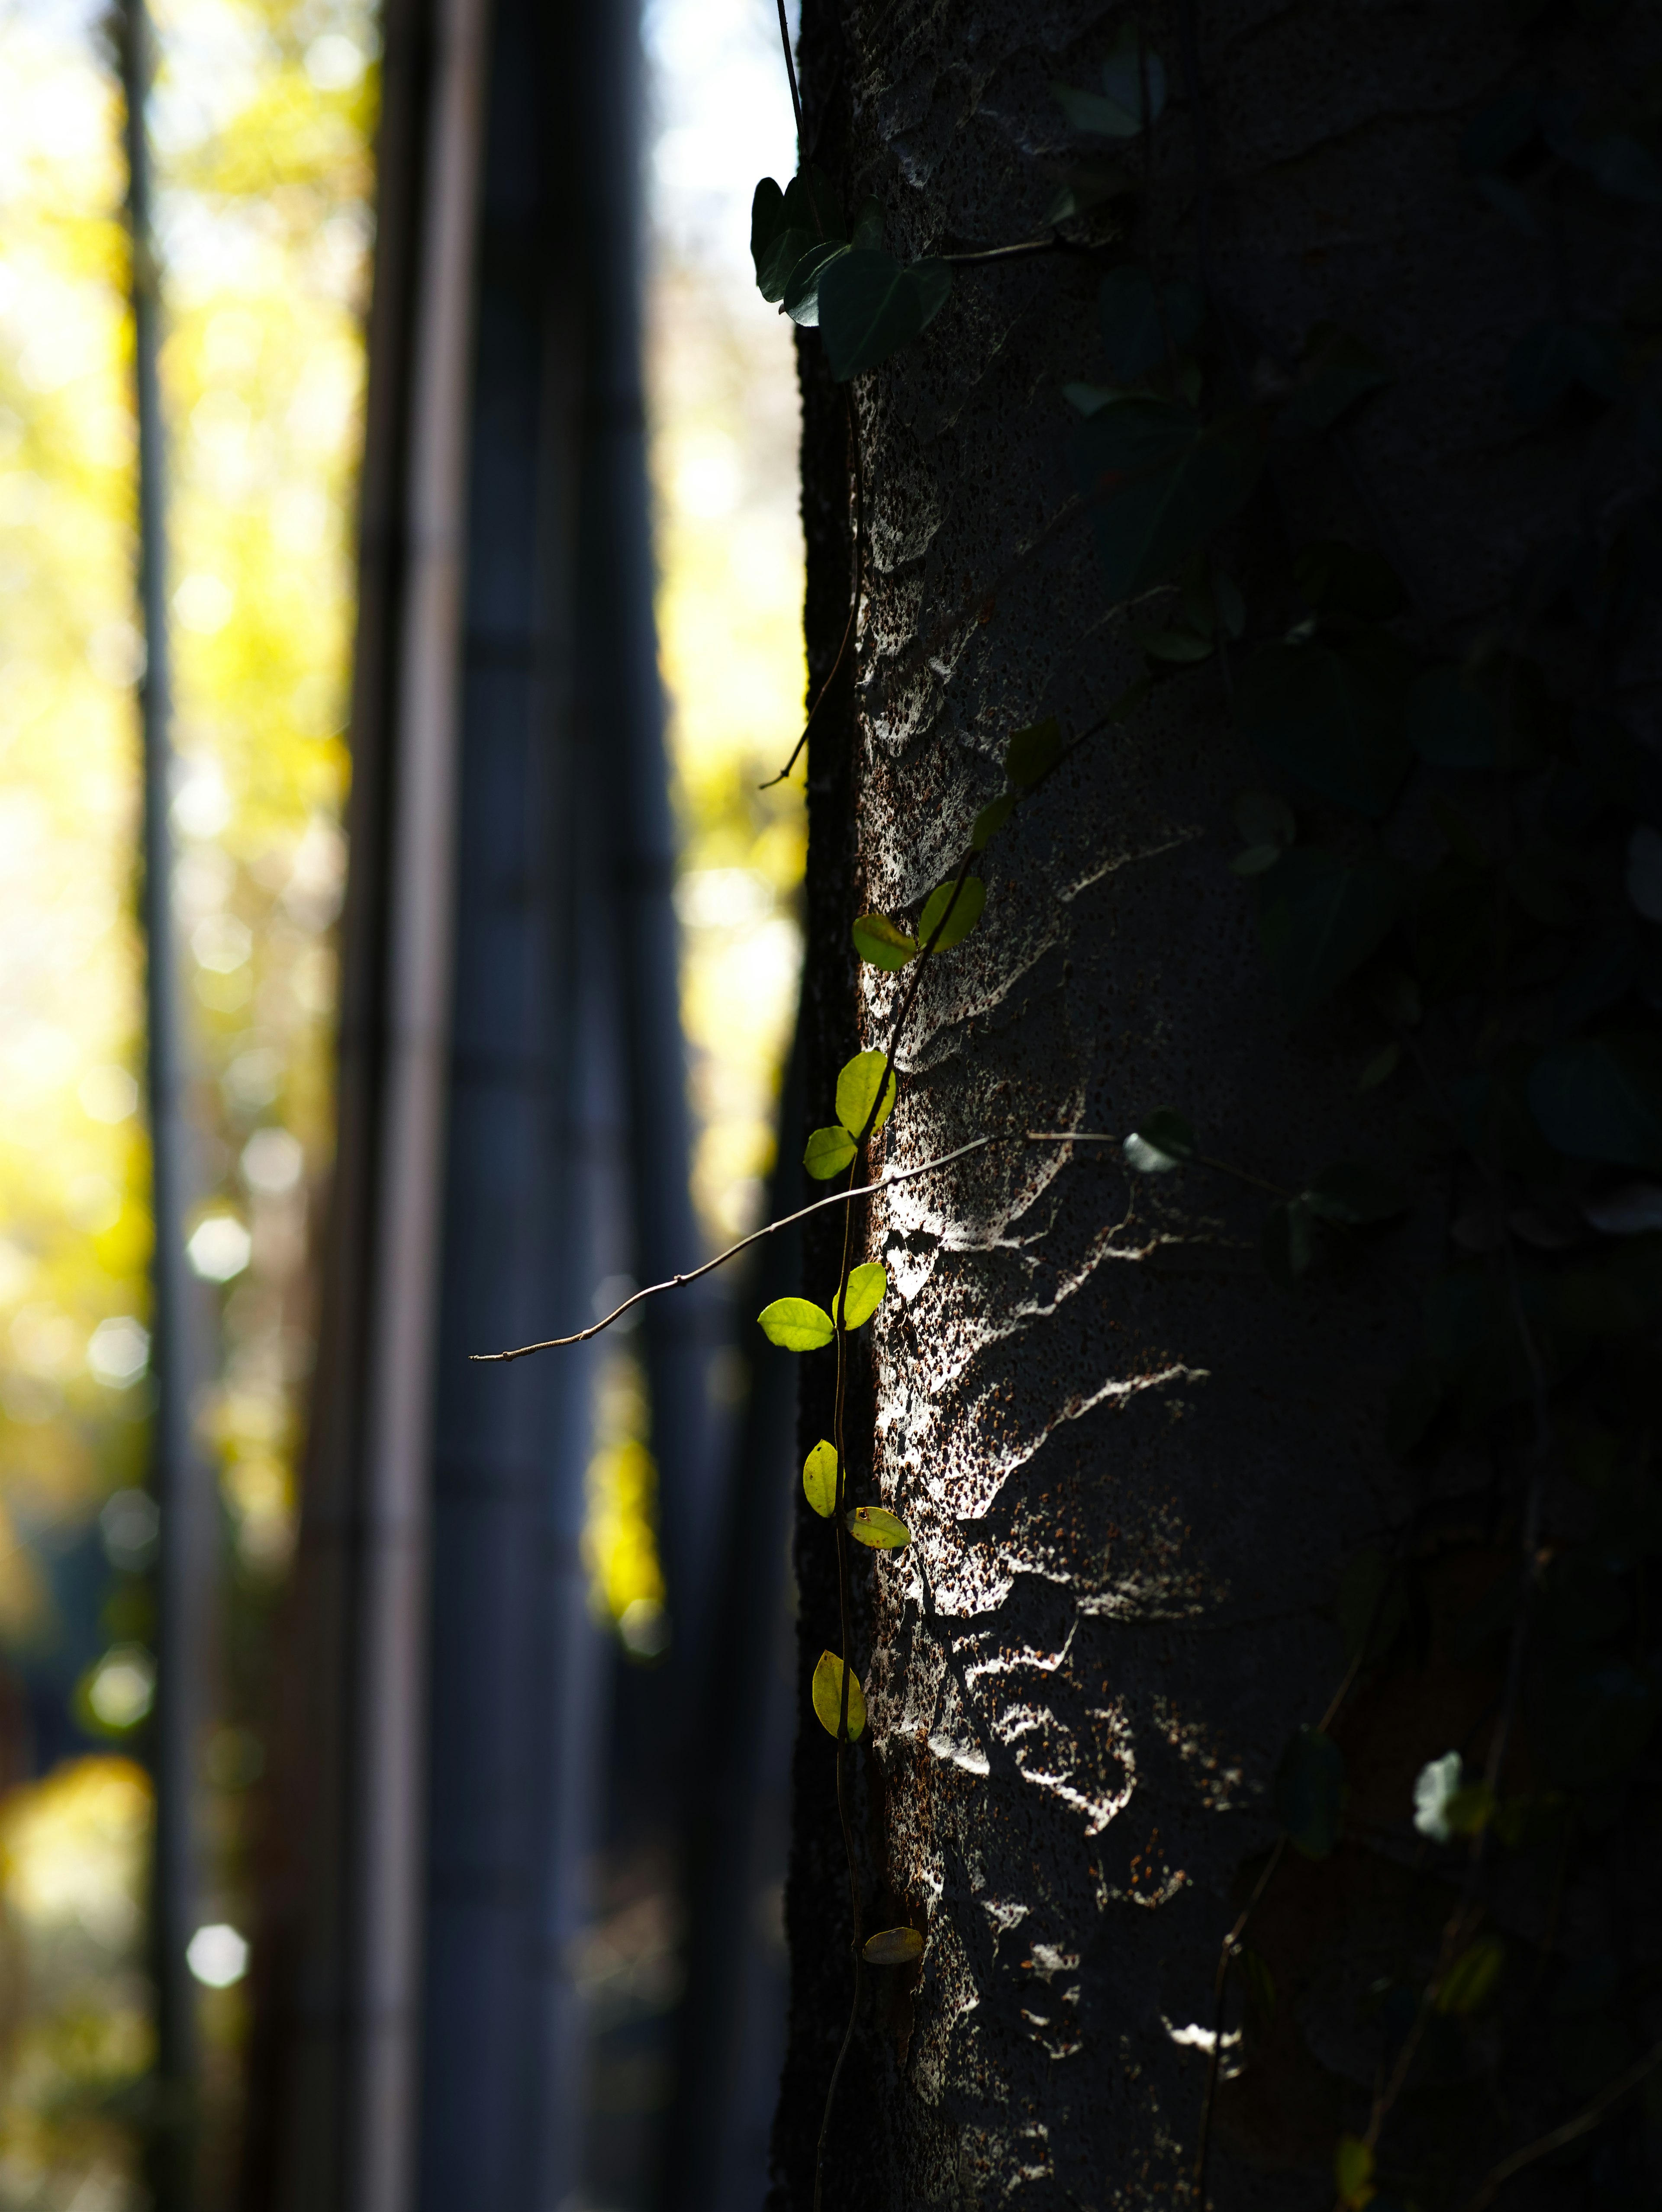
[763,393,864,789]
[774,0,804,149]
[1462,2042,1662,2211]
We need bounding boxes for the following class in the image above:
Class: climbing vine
[483,3,1662,2206]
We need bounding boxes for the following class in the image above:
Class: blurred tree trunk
[772,2,1656,2208]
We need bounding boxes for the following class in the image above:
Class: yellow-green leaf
[803,1440,839,1517]
[835,1050,897,1139]
[918,874,986,951]
[757,1297,835,1351]
[1333,2134,1375,2208]
[852,912,918,970]
[1437,1933,1505,2016]
[833,1261,887,1330]
[812,1650,866,1740]
[847,1505,910,1549]
[803,1124,857,1180]
[863,1926,922,1965]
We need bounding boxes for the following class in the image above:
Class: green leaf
[1053,79,1144,137]
[971,793,1017,849]
[1257,847,1404,1021]
[1336,1546,1407,1665]
[919,874,986,950]
[1528,1034,1662,1172]
[1358,1041,1401,1092]
[1236,632,1413,819]
[803,1125,857,1180]
[1407,663,1500,768]
[757,1297,835,1352]
[802,1440,839,1518]
[753,167,846,299]
[852,912,918,970]
[812,1650,866,1740]
[1235,790,1295,850]
[833,1260,888,1331]
[1437,1934,1506,2017]
[1005,717,1063,788]
[1278,322,1393,437]
[818,250,953,381]
[783,238,851,327]
[835,1050,897,1139]
[1230,844,1284,877]
[1274,1725,1344,1857]
[1292,541,1405,622]
[1333,2135,1375,2209]
[1139,625,1214,664]
[1303,1161,1407,1226]
[847,1505,911,1549]
[1122,1108,1195,1173]
[750,177,786,279]
[1053,23,1167,138]
[1262,1196,1317,1287]
[1098,264,1205,383]
[1075,400,1265,603]
[1045,164,1133,225]
[850,196,884,251]
[863,1926,922,1964]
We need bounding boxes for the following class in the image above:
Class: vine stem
[774,0,804,151]
[763,393,863,790]
[1460,2042,1662,2211]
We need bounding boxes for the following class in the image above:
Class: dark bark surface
[772,2,1660,2209]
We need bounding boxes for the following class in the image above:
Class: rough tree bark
[773,2,1659,2209]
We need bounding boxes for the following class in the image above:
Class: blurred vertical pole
[117,3,201,2204]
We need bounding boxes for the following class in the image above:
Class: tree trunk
[773,2,1660,2208]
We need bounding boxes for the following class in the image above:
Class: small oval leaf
[834,1261,888,1331]
[852,913,918,970]
[863,1926,923,1965]
[971,793,1016,850]
[1004,717,1063,788]
[918,875,986,951]
[803,1125,857,1180]
[847,1505,910,1550]
[835,1050,897,1139]
[1437,1933,1506,2017]
[803,1440,839,1518]
[812,1650,866,1740]
[757,1297,835,1352]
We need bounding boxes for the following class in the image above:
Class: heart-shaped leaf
[757,1297,835,1352]
[812,1650,866,1740]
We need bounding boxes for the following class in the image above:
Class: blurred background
[0,0,805,2206]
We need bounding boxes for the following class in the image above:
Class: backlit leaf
[863,1926,923,1965]
[852,912,918,970]
[1122,1108,1195,1173]
[1098,264,1205,383]
[1005,717,1064,788]
[919,874,986,950]
[1257,848,1404,1021]
[1236,632,1413,819]
[802,1440,839,1518]
[1274,1725,1344,1857]
[835,1049,898,1139]
[757,1297,835,1352]
[847,1505,911,1549]
[1437,1934,1506,2016]
[753,166,845,299]
[812,1650,866,1740]
[783,238,850,327]
[1333,2135,1375,2209]
[834,1261,888,1331]
[1075,400,1264,603]
[803,1125,857,1180]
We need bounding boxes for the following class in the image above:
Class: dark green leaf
[1507,320,1622,415]
[1292,540,1405,622]
[919,874,986,950]
[1303,1160,1407,1226]
[852,912,918,970]
[1235,789,1295,850]
[863,1926,922,1964]
[1334,2135,1374,2209]
[1139,625,1213,664]
[1045,164,1133,225]
[818,250,952,380]
[1099,22,1167,129]
[850,196,884,251]
[833,1260,888,1331]
[1063,381,1117,417]
[783,239,850,327]
[750,177,786,277]
[1005,717,1063,788]
[1437,1935,1506,2016]
[1407,663,1500,768]
[847,1505,911,1549]
[1074,400,1264,603]
[1122,1108,1195,1173]
[1358,1041,1401,1091]
[1277,323,1392,437]
[811,1650,866,1739]
[802,1440,839,1517]
[1527,1033,1662,1172]
[971,793,1017,849]
[1273,1725,1344,1857]
[1053,78,1144,138]
[1230,844,1284,877]
[803,1125,857,1180]
[1336,1546,1407,1664]
[758,1297,835,1351]
[1262,1196,1317,1286]
[1098,264,1205,383]
[836,1049,898,1139]
[754,168,845,299]
[1236,631,1413,818]
[1257,847,1404,1020]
